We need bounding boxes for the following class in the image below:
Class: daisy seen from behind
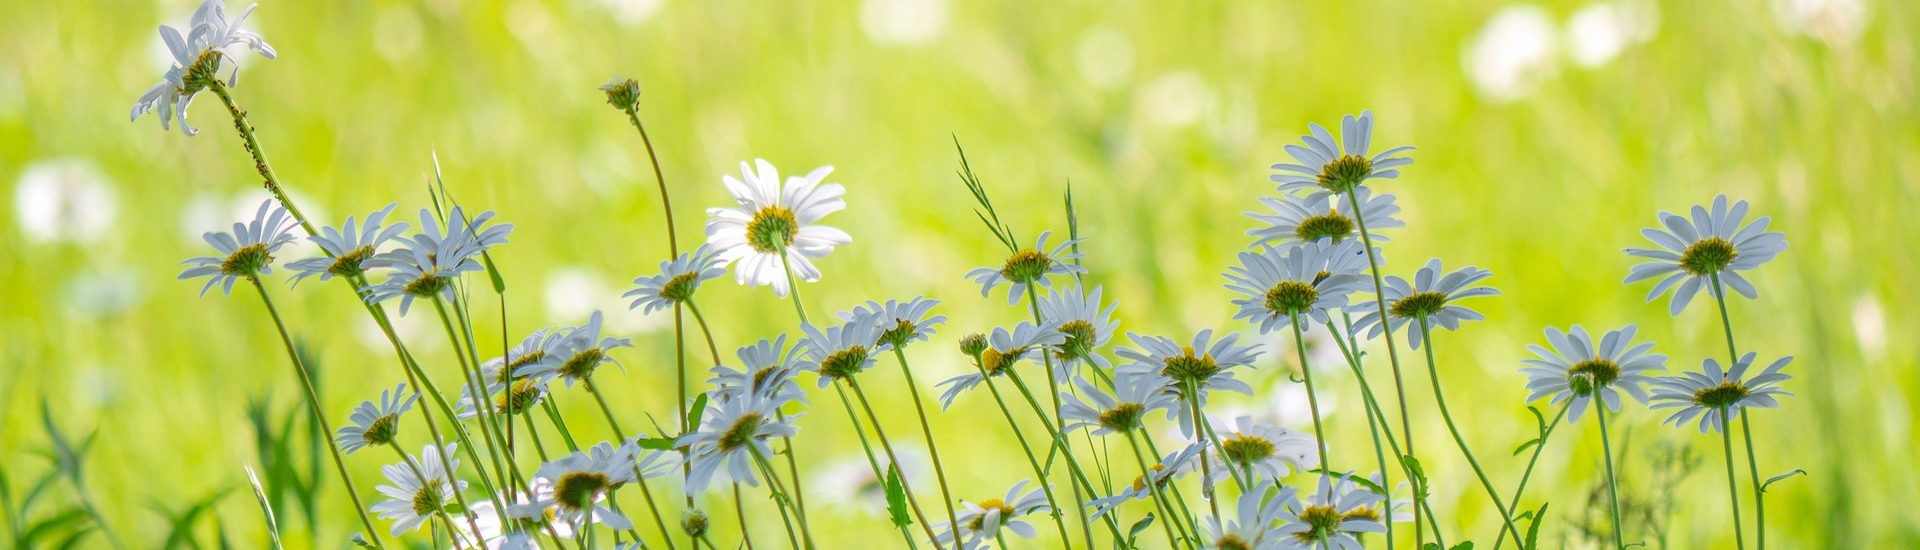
[178,198,297,297]
[1269,110,1415,198]
[1624,194,1788,316]
[1351,258,1499,350]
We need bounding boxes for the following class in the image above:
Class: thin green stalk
[523,410,553,462]
[364,298,505,528]
[734,483,757,550]
[1136,435,1205,541]
[830,382,927,548]
[542,400,582,452]
[247,277,384,547]
[845,377,944,546]
[1020,284,1099,548]
[1492,401,1568,550]
[892,348,963,541]
[431,297,519,492]
[582,378,681,550]
[1195,409,1252,492]
[999,370,1129,543]
[1598,403,1627,550]
[771,258,822,528]
[1719,407,1748,550]
[748,445,813,550]
[1288,314,1330,471]
[969,357,1076,545]
[1124,430,1188,549]
[1323,321,1394,550]
[1347,187,1421,547]
[1708,271,1767,550]
[1415,315,1524,545]
[206,79,317,237]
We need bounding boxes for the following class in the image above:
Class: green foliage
[883,464,911,529]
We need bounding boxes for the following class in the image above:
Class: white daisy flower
[1623,194,1788,316]
[1275,473,1387,550]
[1207,416,1319,485]
[1115,329,1263,437]
[287,203,410,287]
[514,440,647,531]
[710,335,809,406]
[1350,259,1499,350]
[703,159,851,297]
[1247,186,1403,245]
[1087,440,1207,519]
[1058,371,1178,437]
[364,207,513,315]
[521,311,633,388]
[1226,239,1372,334]
[965,231,1088,306]
[371,443,467,537]
[1649,353,1794,433]
[178,198,296,296]
[935,480,1052,550]
[1340,473,1414,534]
[841,297,947,350]
[1039,284,1120,374]
[1520,324,1666,422]
[799,310,890,388]
[1268,110,1415,197]
[677,391,803,495]
[333,383,418,454]
[130,0,277,136]
[624,244,725,314]
[936,322,1066,410]
[459,489,554,549]
[1202,486,1296,550]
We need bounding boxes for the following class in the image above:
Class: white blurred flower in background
[1075,27,1134,90]
[545,267,662,334]
[861,0,948,45]
[1463,5,1559,102]
[590,0,665,27]
[1566,0,1659,68]
[1136,71,1209,127]
[14,160,118,244]
[1773,0,1869,46]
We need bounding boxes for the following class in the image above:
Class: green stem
[1000,370,1130,543]
[1708,271,1767,550]
[1137,435,1205,541]
[734,483,757,550]
[893,349,963,541]
[749,445,813,550]
[1416,315,1524,546]
[827,382,920,548]
[1124,430,1188,549]
[431,297,518,492]
[583,378,680,549]
[1598,403,1627,550]
[1492,401,1568,550]
[844,378,943,546]
[1289,314,1330,472]
[362,295,504,529]
[970,357,1077,546]
[1347,187,1421,548]
[1021,285,1099,549]
[206,79,318,238]
[1323,320,1395,550]
[1720,407,1748,550]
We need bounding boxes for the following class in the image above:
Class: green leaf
[1127,513,1155,538]
[636,437,677,451]
[1309,468,1388,496]
[52,525,95,550]
[1524,502,1549,550]
[1512,438,1542,456]
[883,465,912,528]
[686,393,710,435]
[1401,455,1430,500]
[156,489,233,550]
[1450,543,1475,550]
[1761,469,1807,492]
[243,465,285,550]
[349,533,375,548]
[39,399,87,487]
[20,508,88,547]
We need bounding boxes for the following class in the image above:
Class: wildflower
[459,490,553,549]
[1039,284,1120,374]
[370,443,466,537]
[1207,416,1319,485]
[1650,353,1794,433]
[287,203,409,286]
[1087,441,1207,519]
[1202,486,1296,550]
[704,159,850,297]
[841,297,947,350]
[1624,194,1788,316]
[625,244,725,314]
[363,207,513,315]
[1058,371,1178,437]
[599,76,641,111]
[130,0,277,135]
[515,440,649,531]
[966,231,1088,306]
[1520,324,1666,422]
[177,199,296,296]
[521,311,633,387]
[678,391,803,494]
[454,377,550,420]
[1115,329,1262,436]
[799,311,890,388]
[1269,111,1414,197]
[333,383,418,454]
[935,480,1051,550]
[710,335,808,405]
[1247,187,1402,245]
[1275,473,1386,550]
[1350,258,1499,350]
[936,322,1065,409]
[1225,239,1372,334]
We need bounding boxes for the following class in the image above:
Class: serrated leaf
[1525,502,1549,550]
[1127,513,1155,538]
[1761,469,1806,492]
[883,465,912,528]
[1513,438,1542,456]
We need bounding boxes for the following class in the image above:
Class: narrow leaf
[686,393,711,435]
[1761,469,1807,492]
[243,465,285,550]
[1524,502,1550,550]
[883,465,912,528]
[1512,438,1542,456]
[636,437,677,451]
[1127,513,1155,538]
[481,252,507,294]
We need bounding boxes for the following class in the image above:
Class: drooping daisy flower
[1350,259,1499,350]
[1225,239,1372,334]
[334,383,418,454]
[130,0,277,136]
[624,244,725,315]
[482,328,567,389]
[1087,440,1207,519]
[842,297,947,350]
[966,231,1089,306]
[1207,416,1319,485]
[1623,195,1788,316]
[371,443,466,537]
[1268,111,1415,198]
[1202,486,1296,550]
[1039,284,1120,374]
[178,199,296,296]
[1247,186,1403,245]
[935,480,1052,550]
[1649,353,1794,433]
[514,440,645,531]
[1115,330,1263,436]
[1520,324,1666,422]
[1058,371,1178,437]
[287,204,409,287]
[1275,473,1387,550]
[710,335,808,405]
[703,159,851,297]
[363,207,513,315]
[521,311,633,387]
[677,391,803,494]
[799,311,890,388]
[937,322,1066,409]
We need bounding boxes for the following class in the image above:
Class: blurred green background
[2,0,1914,547]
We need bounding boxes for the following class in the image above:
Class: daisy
[703,159,851,297]
[1038,284,1120,374]
[363,207,513,315]
[936,322,1065,409]
[1350,259,1499,350]
[1058,371,1178,437]
[482,328,568,389]
[454,377,550,421]
[371,443,466,537]
[178,199,296,296]
[1208,416,1319,485]
[1520,324,1667,422]
[677,391,803,494]
[459,489,555,549]
[1087,441,1207,519]
[1624,194,1789,316]
[1225,239,1372,334]
[624,244,725,315]
[798,310,890,388]
[1649,353,1794,433]
[1337,473,1414,536]
[515,440,643,531]
[600,76,641,111]
[287,204,409,286]
[130,0,277,136]
[1247,186,1403,245]
[842,297,947,350]
[966,231,1088,306]
[935,480,1051,550]
[1268,110,1415,197]
[710,335,808,405]
[333,383,418,454]
[1202,486,1296,550]
[521,311,633,387]
[1275,473,1386,550]
[1114,329,1263,436]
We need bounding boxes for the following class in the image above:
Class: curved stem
[845,378,943,546]
[749,445,814,549]
[1492,401,1568,550]
[621,107,678,255]
[1720,407,1748,550]
[970,357,1075,545]
[891,349,964,544]
[1289,314,1330,471]
[431,297,518,492]
[1598,403,1627,550]
[1021,285,1099,549]
[1346,187,1421,548]
[582,378,680,549]
[998,369,1129,543]
[828,381,917,547]
[1708,271,1766,550]
[359,289,496,532]
[1124,430,1188,549]
[734,483,757,550]
[207,80,318,237]
[1323,320,1395,550]
[1416,315,1524,546]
